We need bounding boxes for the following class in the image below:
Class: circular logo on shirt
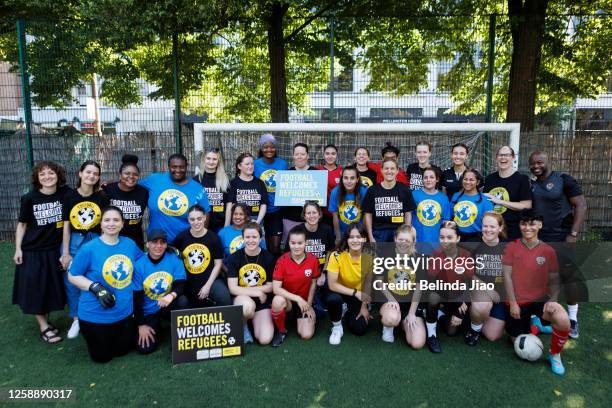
[361,176,374,188]
[158,189,188,216]
[536,256,546,265]
[453,201,478,228]
[387,267,416,296]
[339,200,361,224]
[182,243,211,274]
[546,182,554,191]
[143,271,173,300]
[239,263,267,287]
[260,169,278,193]
[70,201,102,230]
[417,199,442,227]
[229,235,245,254]
[489,187,509,214]
[102,255,133,289]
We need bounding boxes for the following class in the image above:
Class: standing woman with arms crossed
[316,144,342,226]
[254,134,288,256]
[103,154,148,248]
[328,165,368,247]
[14,161,70,343]
[451,168,494,242]
[140,153,211,244]
[442,143,469,201]
[227,153,268,226]
[483,146,532,240]
[363,157,415,244]
[61,160,109,339]
[194,148,231,232]
[68,206,144,363]
[412,167,451,254]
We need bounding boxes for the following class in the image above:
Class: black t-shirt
[441,167,464,201]
[193,172,229,230]
[406,163,442,191]
[483,171,531,240]
[281,166,318,222]
[174,229,223,289]
[363,183,416,230]
[102,182,149,247]
[358,168,378,188]
[62,189,110,234]
[227,176,269,218]
[303,223,335,266]
[18,186,71,251]
[473,241,505,295]
[226,248,276,290]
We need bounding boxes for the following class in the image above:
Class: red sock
[550,327,569,355]
[530,324,540,335]
[271,309,286,333]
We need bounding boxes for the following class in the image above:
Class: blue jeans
[62,231,99,318]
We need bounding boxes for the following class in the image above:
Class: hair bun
[121,154,139,165]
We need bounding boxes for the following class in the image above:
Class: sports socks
[567,304,578,321]
[426,322,437,338]
[470,322,483,333]
[550,327,569,355]
[271,309,287,333]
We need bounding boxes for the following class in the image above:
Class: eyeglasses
[497,153,513,158]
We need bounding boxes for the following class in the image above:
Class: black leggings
[327,291,368,336]
[426,291,468,337]
[80,317,135,363]
[136,295,189,355]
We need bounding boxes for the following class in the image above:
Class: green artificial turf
[0,243,610,407]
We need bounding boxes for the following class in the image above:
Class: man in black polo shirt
[529,151,587,339]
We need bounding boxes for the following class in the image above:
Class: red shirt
[428,247,475,284]
[273,252,321,300]
[368,162,409,186]
[317,164,342,216]
[502,240,559,305]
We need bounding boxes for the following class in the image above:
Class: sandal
[40,327,63,344]
[47,324,59,335]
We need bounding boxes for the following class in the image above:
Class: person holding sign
[218,203,267,262]
[329,165,368,247]
[363,158,416,244]
[254,134,288,256]
[174,205,231,308]
[67,206,144,363]
[270,226,320,347]
[194,148,231,233]
[326,223,373,345]
[226,153,268,226]
[227,222,275,345]
[451,168,494,242]
[133,229,187,354]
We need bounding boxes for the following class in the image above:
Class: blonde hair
[198,149,230,192]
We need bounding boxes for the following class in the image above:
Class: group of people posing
[13,134,587,375]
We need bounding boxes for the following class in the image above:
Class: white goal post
[194,122,521,170]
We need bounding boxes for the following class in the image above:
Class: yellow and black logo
[102,255,133,289]
[182,243,211,274]
[238,263,266,287]
[158,189,189,216]
[70,201,102,230]
[143,271,173,300]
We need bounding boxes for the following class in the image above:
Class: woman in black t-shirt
[354,146,377,188]
[441,143,469,200]
[194,148,230,232]
[174,205,230,308]
[13,161,70,344]
[103,154,148,248]
[226,153,268,226]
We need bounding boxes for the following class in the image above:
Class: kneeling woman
[378,225,426,349]
[326,223,373,345]
[68,206,144,363]
[270,226,320,347]
[227,222,275,345]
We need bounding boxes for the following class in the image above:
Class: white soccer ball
[514,334,544,361]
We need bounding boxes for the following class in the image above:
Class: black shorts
[505,297,550,337]
[399,302,426,320]
[253,296,272,312]
[287,301,311,320]
[264,211,283,236]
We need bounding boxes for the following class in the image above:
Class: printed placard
[274,170,328,206]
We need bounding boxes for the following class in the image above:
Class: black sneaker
[426,335,442,353]
[271,331,287,347]
[464,328,481,347]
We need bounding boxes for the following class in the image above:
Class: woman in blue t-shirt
[450,168,494,241]
[140,153,211,244]
[68,206,144,363]
[328,165,367,247]
[412,167,451,254]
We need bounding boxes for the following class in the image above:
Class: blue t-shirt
[451,192,495,234]
[140,173,211,243]
[133,252,186,317]
[328,185,368,234]
[412,190,451,254]
[218,225,267,260]
[254,157,288,213]
[69,237,144,323]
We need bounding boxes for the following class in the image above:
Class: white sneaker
[382,326,395,343]
[67,319,80,339]
[329,325,344,345]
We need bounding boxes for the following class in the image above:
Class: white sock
[567,304,578,321]
[332,320,342,328]
[426,322,437,337]
[437,310,445,319]
[382,326,394,336]
[471,322,483,332]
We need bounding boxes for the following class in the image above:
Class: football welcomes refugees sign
[171,305,243,364]
[274,170,328,206]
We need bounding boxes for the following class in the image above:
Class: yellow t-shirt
[326,251,371,291]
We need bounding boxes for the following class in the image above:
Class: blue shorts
[489,302,507,320]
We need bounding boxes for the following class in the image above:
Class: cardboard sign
[171,305,243,364]
[274,170,328,206]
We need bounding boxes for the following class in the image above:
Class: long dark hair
[338,222,370,253]
[76,160,102,191]
[452,167,484,204]
[337,165,363,209]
